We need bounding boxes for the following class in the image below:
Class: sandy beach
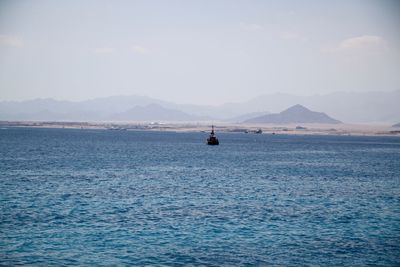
[1,120,399,137]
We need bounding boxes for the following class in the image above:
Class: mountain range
[245,104,341,124]
[0,90,399,123]
[110,104,207,121]
[177,90,400,123]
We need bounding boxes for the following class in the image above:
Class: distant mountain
[393,123,400,128]
[176,91,400,123]
[226,111,270,123]
[110,104,205,121]
[244,104,341,124]
[226,91,400,124]
[0,98,103,121]
[0,90,399,123]
[0,96,203,122]
[79,95,170,113]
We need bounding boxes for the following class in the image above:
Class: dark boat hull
[207,137,219,145]
[206,125,219,145]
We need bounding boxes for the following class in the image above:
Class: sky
[0,0,399,105]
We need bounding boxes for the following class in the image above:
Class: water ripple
[1,128,399,266]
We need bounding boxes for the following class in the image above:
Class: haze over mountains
[110,104,207,121]
[0,90,399,124]
[183,90,398,124]
[245,105,341,124]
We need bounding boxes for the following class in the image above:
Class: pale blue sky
[0,0,399,104]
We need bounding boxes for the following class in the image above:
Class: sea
[0,127,399,266]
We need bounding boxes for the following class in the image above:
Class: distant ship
[207,125,219,145]
[245,128,262,134]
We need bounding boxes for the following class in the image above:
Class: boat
[207,125,219,145]
[255,128,262,134]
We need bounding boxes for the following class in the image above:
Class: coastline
[1,120,399,137]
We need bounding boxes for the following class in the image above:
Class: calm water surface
[1,128,399,266]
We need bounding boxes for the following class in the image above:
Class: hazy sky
[0,0,399,105]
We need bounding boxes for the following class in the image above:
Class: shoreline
[1,120,400,137]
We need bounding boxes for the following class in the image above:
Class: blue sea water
[0,127,399,266]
